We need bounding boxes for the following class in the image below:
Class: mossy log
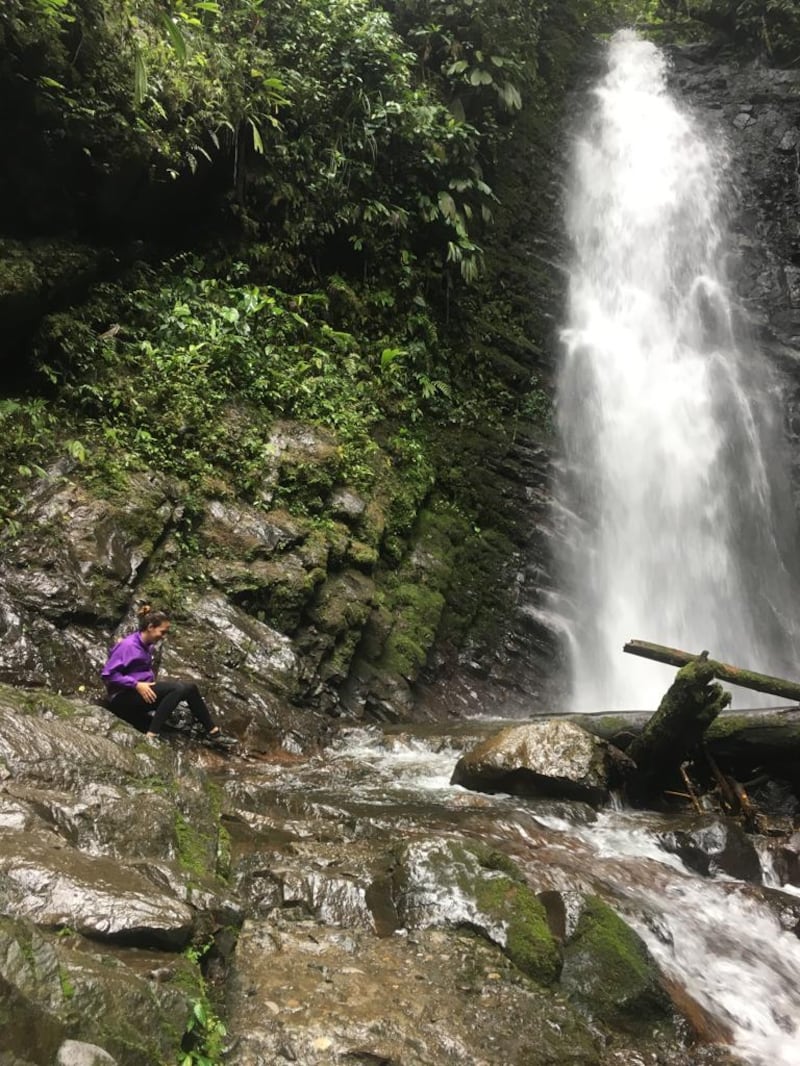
[567,707,800,746]
[626,659,731,787]
[561,709,800,791]
[623,639,800,703]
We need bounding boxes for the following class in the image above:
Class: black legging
[109,680,216,735]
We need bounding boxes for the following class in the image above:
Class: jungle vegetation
[1,0,795,534]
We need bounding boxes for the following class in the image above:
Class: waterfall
[557,31,800,712]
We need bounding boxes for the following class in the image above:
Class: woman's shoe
[207,728,237,750]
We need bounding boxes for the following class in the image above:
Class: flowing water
[236,726,800,1065]
[557,32,800,711]
[326,729,800,1066]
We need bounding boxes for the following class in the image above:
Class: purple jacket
[101,631,155,694]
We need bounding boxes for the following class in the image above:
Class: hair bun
[137,604,152,618]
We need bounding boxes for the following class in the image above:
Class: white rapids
[341,729,800,1066]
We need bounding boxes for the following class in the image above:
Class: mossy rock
[375,581,446,681]
[308,570,375,636]
[0,683,84,720]
[0,914,193,1065]
[346,538,379,570]
[394,838,561,986]
[207,556,318,633]
[561,896,673,1035]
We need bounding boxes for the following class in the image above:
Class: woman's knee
[165,680,197,698]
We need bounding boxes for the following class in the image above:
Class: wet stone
[656,816,763,884]
[451,720,619,805]
[55,1042,118,1066]
[0,827,195,949]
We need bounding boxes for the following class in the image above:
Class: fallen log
[623,640,800,703]
[626,659,731,790]
[568,707,800,759]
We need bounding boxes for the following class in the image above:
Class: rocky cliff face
[668,42,800,492]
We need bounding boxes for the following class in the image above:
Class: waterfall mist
[557,32,800,712]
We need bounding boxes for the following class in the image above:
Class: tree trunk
[625,658,731,790]
[623,640,800,703]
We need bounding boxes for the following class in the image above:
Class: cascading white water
[557,31,800,711]
[320,727,800,1064]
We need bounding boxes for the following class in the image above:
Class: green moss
[347,539,379,569]
[310,571,374,635]
[474,875,561,986]
[706,713,800,741]
[58,967,75,1001]
[479,848,526,882]
[367,502,459,681]
[174,810,215,878]
[380,583,446,671]
[562,896,672,1034]
[216,823,232,883]
[322,628,364,683]
[0,683,82,719]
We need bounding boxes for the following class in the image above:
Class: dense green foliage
[698,0,799,64]
[28,256,448,512]
[1,0,593,534]
[3,0,542,278]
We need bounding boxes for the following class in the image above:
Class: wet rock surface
[451,720,624,805]
[225,921,599,1066]
[656,816,764,884]
[0,697,761,1065]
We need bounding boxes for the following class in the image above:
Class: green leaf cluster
[180,994,227,1066]
[178,944,227,1066]
[12,257,454,511]
[0,0,535,279]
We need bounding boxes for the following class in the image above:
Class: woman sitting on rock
[101,605,232,746]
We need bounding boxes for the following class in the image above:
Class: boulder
[774,830,800,887]
[656,816,763,884]
[451,720,624,805]
[0,827,194,949]
[0,472,179,690]
[55,1043,117,1066]
[0,700,141,791]
[560,895,674,1036]
[199,500,304,557]
[391,837,561,985]
[0,913,193,1065]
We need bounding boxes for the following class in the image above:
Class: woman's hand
[135,681,157,704]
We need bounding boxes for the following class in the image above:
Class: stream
[218,723,800,1066]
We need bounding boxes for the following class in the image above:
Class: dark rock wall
[669,44,800,491]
